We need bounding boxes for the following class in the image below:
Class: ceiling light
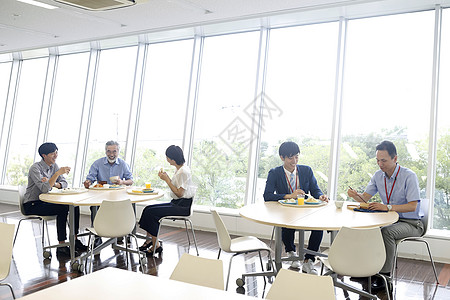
[17,0,58,9]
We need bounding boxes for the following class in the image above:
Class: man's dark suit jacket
[263,165,323,201]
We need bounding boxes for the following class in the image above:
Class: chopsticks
[348,186,367,203]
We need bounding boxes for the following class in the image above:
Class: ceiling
[0,0,447,54]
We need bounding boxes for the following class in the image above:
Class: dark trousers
[138,198,192,237]
[282,228,323,262]
[24,200,80,242]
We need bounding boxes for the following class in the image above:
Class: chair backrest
[328,226,385,277]
[170,253,224,290]
[0,222,15,280]
[265,269,335,300]
[420,198,429,235]
[18,185,27,215]
[93,199,135,238]
[210,209,232,252]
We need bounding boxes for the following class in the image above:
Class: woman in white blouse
[138,145,196,256]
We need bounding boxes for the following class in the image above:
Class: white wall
[2,187,449,264]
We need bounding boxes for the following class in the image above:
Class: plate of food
[90,184,125,190]
[49,187,88,195]
[126,188,158,195]
[278,199,298,205]
[278,198,327,207]
[304,198,323,205]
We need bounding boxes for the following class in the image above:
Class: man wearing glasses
[83,140,133,245]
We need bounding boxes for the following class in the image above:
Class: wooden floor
[1,202,449,300]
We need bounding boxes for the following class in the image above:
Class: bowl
[335,201,344,209]
[110,176,119,183]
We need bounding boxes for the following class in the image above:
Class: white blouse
[170,165,196,199]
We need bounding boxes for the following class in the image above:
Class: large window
[85,47,138,174]
[134,39,194,191]
[338,12,435,204]
[5,58,48,185]
[192,32,260,208]
[0,62,12,128]
[434,9,450,231]
[258,22,339,202]
[47,53,90,185]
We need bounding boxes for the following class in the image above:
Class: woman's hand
[158,169,170,183]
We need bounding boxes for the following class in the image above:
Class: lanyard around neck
[384,166,401,204]
[285,169,297,193]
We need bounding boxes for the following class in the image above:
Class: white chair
[210,209,275,290]
[265,269,335,300]
[0,222,16,299]
[392,198,439,283]
[321,226,390,300]
[170,253,224,290]
[85,199,145,273]
[13,185,64,259]
[156,205,199,256]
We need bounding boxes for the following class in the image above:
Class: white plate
[89,185,125,190]
[278,199,327,208]
[126,189,158,195]
[49,188,89,195]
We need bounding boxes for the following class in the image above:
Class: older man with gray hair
[83,140,134,245]
[83,140,133,187]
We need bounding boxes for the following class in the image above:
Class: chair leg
[423,240,439,283]
[87,233,95,273]
[183,220,191,247]
[217,248,221,259]
[257,251,267,286]
[13,219,25,246]
[226,254,238,291]
[0,283,16,299]
[131,234,145,274]
[125,238,129,268]
[156,220,163,249]
[377,274,391,300]
[186,218,199,256]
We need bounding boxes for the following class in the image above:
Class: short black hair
[166,145,185,165]
[376,140,397,159]
[38,142,58,158]
[279,141,300,158]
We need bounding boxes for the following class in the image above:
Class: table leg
[69,205,76,261]
[274,226,282,272]
[298,230,305,259]
[330,230,337,244]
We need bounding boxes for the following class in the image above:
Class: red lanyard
[285,169,297,193]
[384,166,401,204]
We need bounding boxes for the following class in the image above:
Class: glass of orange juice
[145,182,151,189]
[297,196,305,205]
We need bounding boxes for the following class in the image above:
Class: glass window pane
[0,61,12,137]
[5,58,48,185]
[134,39,194,191]
[192,32,260,208]
[434,9,450,231]
[338,12,434,202]
[47,52,90,185]
[85,47,138,173]
[258,23,339,202]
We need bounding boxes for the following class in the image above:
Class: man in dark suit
[263,141,328,274]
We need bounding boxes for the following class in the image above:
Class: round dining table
[39,187,164,271]
[240,201,399,272]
